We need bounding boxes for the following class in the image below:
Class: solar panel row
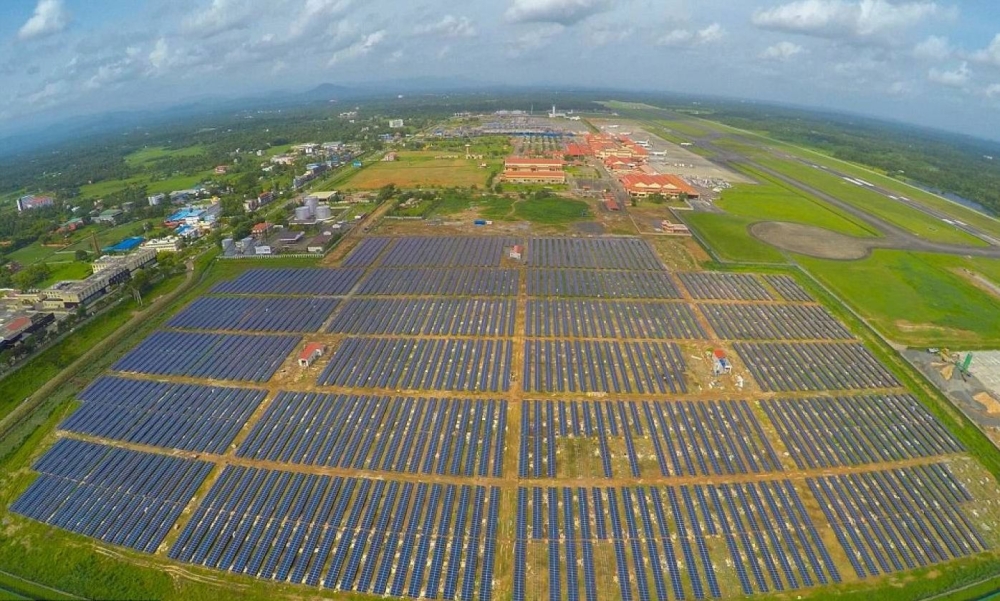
[525,268,681,298]
[734,342,901,392]
[237,393,507,477]
[525,299,706,339]
[318,337,512,392]
[514,483,840,601]
[678,273,774,301]
[701,303,854,340]
[527,237,663,270]
[328,298,516,336]
[11,439,212,554]
[519,399,782,479]
[343,237,395,267]
[169,467,501,599]
[113,331,300,382]
[357,267,519,296]
[809,464,986,579]
[762,395,964,469]
[62,376,267,454]
[381,236,515,267]
[523,340,687,394]
[168,296,339,332]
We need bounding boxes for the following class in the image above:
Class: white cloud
[928,61,971,87]
[507,23,564,56]
[289,0,353,39]
[183,0,255,37]
[761,41,805,61]
[505,0,613,25]
[328,30,386,65]
[972,34,1000,67]
[985,83,1000,99]
[589,24,633,46]
[414,15,477,38]
[18,0,69,41]
[752,0,945,43]
[148,39,170,71]
[888,80,912,95]
[656,23,724,47]
[913,35,951,60]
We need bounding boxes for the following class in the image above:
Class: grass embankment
[125,145,207,167]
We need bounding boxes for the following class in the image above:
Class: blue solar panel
[169,296,339,332]
[12,440,212,553]
[113,331,299,382]
[61,376,266,453]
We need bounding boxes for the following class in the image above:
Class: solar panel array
[8,236,995,601]
[318,337,512,392]
[113,331,300,382]
[526,268,681,298]
[343,237,395,267]
[519,400,782,478]
[329,298,515,336]
[381,236,515,267]
[523,340,687,393]
[515,483,841,601]
[679,272,775,300]
[61,376,266,453]
[701,303,854,340]
[527,237,664,269]
[525,299,706,339]
[169,466,502,599]
[168,296,340,332]
[238,393,507,477]
[762,395,964,468]
[809,465,986,578]
[734,342,901,392]
[358,267,519,296]
[11,439,212,553]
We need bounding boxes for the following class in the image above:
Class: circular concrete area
[750,221,876,260]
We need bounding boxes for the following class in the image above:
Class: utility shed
[713,349,732,376]
[299,343,327,368]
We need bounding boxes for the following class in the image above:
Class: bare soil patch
[750,221,875,260]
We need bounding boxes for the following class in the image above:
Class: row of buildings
[30,248,158,310]
[500,157,567,185]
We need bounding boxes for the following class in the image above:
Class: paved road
[695,137,1000,259]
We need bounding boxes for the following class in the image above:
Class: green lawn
[37,262,92,287]
[798,250,1000,347]
[512,197,590,225]
[125,145,206,167]
[480,197,516,221]
[685,212,787,264]
[718,166,880,237]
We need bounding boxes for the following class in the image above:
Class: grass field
[685,212,787,264]
[125,145,206,167]
[513,197,591,225]
[798,250,1000,347]
[79,171,212,199]
[6,220,156,266]
[719,166,880,237]
[341,151,499,190]
[756,157,989,247]
[37,262,92,288]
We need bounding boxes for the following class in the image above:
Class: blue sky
[4,0,1000,139]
